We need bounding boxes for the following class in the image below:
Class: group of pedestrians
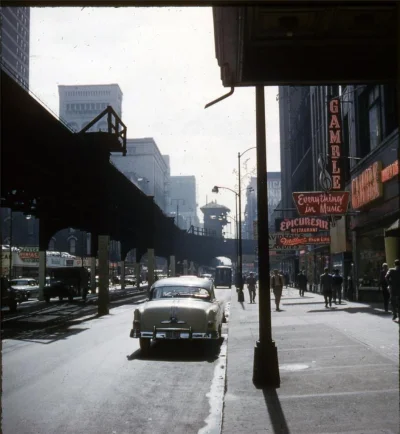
[320,268,344,308]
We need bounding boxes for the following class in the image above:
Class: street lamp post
[8,210,13,281]
[238,147,256,290]
[171,198,185,228]
[212,186,239,284]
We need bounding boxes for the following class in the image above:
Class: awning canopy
[385,219,400,237]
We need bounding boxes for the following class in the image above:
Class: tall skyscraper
[168,176,199,230]
[58,84,123,132]
[111,138,171,213]
[0,6,30,87]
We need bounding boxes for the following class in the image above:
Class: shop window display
[357,228,385,287]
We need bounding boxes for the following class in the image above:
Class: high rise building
[168,176,199,230]
[111,138,170,213]
[0,6,30,87]
[243,173,281,240]
[58,84,123,132]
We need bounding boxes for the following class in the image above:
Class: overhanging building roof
[213,2,398,86]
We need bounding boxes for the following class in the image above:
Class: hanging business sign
[381,160,399,183]
[275,217,330,233]
[18,247,39,263]
[351,161,383,209]
[269,233,301,250]
[277,235,331,247]
[327,98,344,190]
[292,192,350,216]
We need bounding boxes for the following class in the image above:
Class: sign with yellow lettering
[351,161,383,209]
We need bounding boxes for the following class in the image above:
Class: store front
[350,136,399,301]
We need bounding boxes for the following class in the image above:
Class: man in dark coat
[297,269,307,297]
[386,259,400,321]
[379,263,390,313]
[320,267,333,308]
[332,269,344,304]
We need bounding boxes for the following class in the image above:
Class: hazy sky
[30,7,281,221]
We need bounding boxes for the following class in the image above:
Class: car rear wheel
[68,295,74,302]
[44,295,51,303]
[59,296,64,301]
[139,338,151,356]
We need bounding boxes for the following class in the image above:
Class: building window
[69,238,76,254]
[368,86,381,150]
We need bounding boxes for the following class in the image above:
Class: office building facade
[0,6,30,87]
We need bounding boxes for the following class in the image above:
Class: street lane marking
[278,389,398,400]
[198,333,228,434]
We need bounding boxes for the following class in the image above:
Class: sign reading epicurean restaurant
[351,161,383,209]
[328,98,344,190]
[292,192,350,216]
[275,217,330,233]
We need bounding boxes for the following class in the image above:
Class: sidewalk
[222,286,399,434]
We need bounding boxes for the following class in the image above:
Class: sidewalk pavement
[222,286,399,434]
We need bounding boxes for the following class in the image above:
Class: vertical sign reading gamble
[328,98,344,190]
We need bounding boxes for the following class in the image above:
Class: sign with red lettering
[292,192,350,216]
[277,235,331,247]
[19,247,39,263]
[381,160,399,183]
[328,98,344,190]
[275,217,330,233]
[351,161,383,209]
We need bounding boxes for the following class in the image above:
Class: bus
[214,266,232,288]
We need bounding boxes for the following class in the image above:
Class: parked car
[130,276,226,355]
[124,275,136,285]
[9,278,39,300]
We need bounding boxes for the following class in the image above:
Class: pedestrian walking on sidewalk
[297,269,307,297]
[379,263,390,313]
[247,272,257,303]
[332,269,343,304]
[320,268,333,308]
[386,259,400,321]
[271,269,284,311]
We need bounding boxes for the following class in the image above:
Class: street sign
[292,191,350,216]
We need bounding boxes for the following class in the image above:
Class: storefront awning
[385,219,400,237]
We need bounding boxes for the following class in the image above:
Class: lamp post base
[253,340,280,388]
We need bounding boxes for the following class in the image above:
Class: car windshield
[152,286,211,301]
[11,280,34,286]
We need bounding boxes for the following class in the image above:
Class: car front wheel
[139,338,151,356]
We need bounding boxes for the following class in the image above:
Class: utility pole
[171,198,185,228]
[252,85,280,387]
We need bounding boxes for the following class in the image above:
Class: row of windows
[65,90,111,97]
[16,8,28,26]
[16,35,27,51]
[16,46,27,63]
[66,102,109,112]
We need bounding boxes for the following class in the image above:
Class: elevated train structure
[1,69,256,272]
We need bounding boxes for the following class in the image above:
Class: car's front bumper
[130,326,219,340]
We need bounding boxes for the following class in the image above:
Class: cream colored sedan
[130,276,225,355]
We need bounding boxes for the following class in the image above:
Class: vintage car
[9,278,36,301]
[130,276,225,355]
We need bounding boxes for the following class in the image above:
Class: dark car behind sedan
[43,280,79,303]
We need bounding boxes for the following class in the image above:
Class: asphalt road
[2,287,232,434]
